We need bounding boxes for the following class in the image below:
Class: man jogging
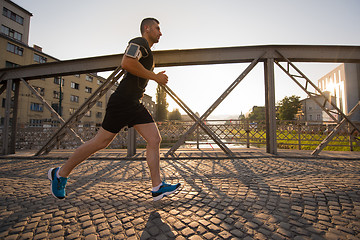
[48,17,180,201]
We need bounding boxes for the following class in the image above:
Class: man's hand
[155,71,168,85]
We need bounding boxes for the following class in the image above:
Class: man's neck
[143,35,154,48]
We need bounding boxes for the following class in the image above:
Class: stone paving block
[196,225,207,235]
[4,235,18,240]
[33,232,48,240]
[66,232,81,240]
[84,234,98,240]
[83,226,96,236]
[1,157,360,239]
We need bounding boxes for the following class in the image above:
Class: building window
[69,108,77,115]
[96,101,103,107]
[1,25,22,41]
[34,53,47,63]
[316,114,321,120]
[29,119,42,127]
[7,42,23,56]
[85,87,92,93]
[54,77,64,85]
[70,95,79,103]
[1,98,14,108]
[51,103,62,116]
[5,61,20,68]
[86,75,93,82]
[32,86,45,96]
[97,79,103,85]
[71,82,79,90]
[2,7,24,25]
[30,102,43,112]
[1,24,9,35]
[96,112,102,118]
[53,91,63,99]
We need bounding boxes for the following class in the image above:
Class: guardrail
[1,120,358,152]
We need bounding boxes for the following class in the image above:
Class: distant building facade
[0,30,110,127]
[299,92,336,122]
[0,0,109,127]
[1,0,31,45]
[141,94,155,116]
[299,63,360,123]
[317,63,360,122]
[0,0,156,128]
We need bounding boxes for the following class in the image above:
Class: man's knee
[148,134,162,146]
[91,136,113,150]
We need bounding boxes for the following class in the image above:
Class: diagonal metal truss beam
[312,101,360,155]
[20,78,85,145]
[275,51,360,155]
[164,52,265,157]
[275,50,360,134]
[35,66,124,156]
[0,83,6,95]
[162,85,234,156]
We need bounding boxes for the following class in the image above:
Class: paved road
[0,156,360,239]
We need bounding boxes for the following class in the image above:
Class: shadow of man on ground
[140,211,175,240]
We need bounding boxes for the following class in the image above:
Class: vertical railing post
[298,121,302,150]
[127,127,137,157]
[264,58,277,154]
[196,126,200,150]
[246,120,250,148]
[10,80,20,154]
[349,123,353,151]
[2,80,12,155]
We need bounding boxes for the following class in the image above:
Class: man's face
[148,23,162,43]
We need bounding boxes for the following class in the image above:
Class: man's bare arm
[121,56,168,85]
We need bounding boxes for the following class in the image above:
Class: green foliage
[155,85,168,121]
[248,106,266,120]
[168,108,182,120]
[277,95,301,120]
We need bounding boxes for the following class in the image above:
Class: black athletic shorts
[101,92,154,133]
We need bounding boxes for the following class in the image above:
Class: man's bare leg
[58,127,117,178]
[134,122,162,187]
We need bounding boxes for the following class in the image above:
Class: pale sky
[13,0,360,119]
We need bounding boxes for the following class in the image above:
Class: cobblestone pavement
[0,156,360,239]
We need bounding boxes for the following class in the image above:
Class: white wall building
[317,64,360,122]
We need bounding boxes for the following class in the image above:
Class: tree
[248,106,266,120]
[168,108,182,120]
[155,85,168,121]
[277,95,301,120]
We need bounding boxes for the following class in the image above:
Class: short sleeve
[127,38,149,60]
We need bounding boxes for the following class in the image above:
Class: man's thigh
[134,122,161,143]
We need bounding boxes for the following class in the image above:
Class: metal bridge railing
[3,119,358,152]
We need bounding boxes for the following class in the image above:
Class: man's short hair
[140,18,159,34]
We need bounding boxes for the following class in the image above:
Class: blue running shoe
[48,167,68,199]
[151,181,181,201]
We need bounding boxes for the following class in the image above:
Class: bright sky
[13,0,360,119]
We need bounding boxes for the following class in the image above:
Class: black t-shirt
[116,37,154,100]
